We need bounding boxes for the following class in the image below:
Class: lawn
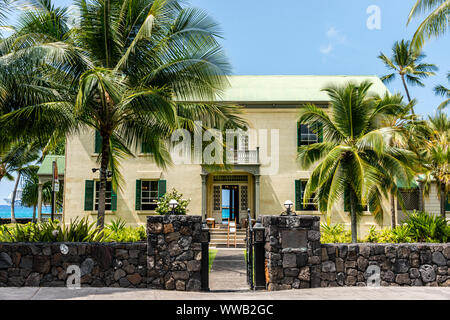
[209,249,218,272]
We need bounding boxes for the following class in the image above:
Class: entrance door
[221,185,239,224]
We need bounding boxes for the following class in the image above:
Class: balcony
[226,148,260,165]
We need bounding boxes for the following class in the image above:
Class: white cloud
[320,26,347,56]
[320,44,333,55]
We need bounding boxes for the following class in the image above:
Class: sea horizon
[0,205,51,219]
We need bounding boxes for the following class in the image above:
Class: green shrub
[155,188,190,215]
[320,223,352,243]
[402,211,449,243]
[103,226,146,242]
[0,218,104,242]
[106,218,127,233]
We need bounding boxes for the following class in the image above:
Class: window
[141,181,159,210]
[295,180,318,211]
[397,188,420,211]
[297,123,323,147]
[135,180,166,211]
[95,181,112,211]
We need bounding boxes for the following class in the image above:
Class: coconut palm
[378,40,437,114]
[298,81,417,243]
[434,72,450,110]
[408,0,450,49]
[1,0,245,230]
[421,112,450,219]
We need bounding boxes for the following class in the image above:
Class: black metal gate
[246,209,254,290]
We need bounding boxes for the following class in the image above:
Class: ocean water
[0,205,51,218]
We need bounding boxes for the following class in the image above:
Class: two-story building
[61,75,448,235]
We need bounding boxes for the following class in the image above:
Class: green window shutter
[158,180,166,199]
[111,188,117,211]
[135,180,142,210]
[295,180,302,211]
[94,131,102,153]
[141,142,151,154]
[297,123,302,147]
[84,180,94,211]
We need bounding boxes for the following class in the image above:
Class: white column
[254,174,260,218]
[201,174,208,220]
[37,183,43,222]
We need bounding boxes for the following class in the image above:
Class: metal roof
[37,155,65,176]
[196,75,390,103]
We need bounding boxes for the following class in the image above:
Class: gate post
[253,218,266,290]
[201,221,210,292]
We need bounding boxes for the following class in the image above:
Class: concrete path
[208,248,248,292]
[0,287,449,300]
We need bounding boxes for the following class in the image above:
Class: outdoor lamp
[253,218,265,243]
[284,200,294,215]
[169,199,179,215]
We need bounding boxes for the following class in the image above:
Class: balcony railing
[226,148,260,165]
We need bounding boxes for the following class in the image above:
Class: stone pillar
[147,215,203,291]
[262,215,321,291]
[254,174,260,218]
[37,183,43,222]
[201,174,207,220]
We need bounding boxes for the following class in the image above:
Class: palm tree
[298,81,417,243]
[378,40,437,114]
[1,0,245,230]
[1,142,40,223]
[408,0,450,49]
[421,112,450,219]
[434,72,450,110]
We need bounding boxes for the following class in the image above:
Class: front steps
[209,228,247,248]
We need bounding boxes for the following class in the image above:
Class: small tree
[156,189,190,215]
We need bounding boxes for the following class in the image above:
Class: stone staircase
[209,227,247,248]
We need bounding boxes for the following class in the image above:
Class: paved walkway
[209,248,248,291]
[0,287,448,300]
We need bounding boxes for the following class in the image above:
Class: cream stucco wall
[64,106,399,235]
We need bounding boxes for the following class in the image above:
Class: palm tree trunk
[32,205,36,223]
[391,193,396,228]
[440,183,446,219]
[11,171,21,224]
[97,132,110,230]
[0,164,6,182]
[349,188,358,243]
[401,74,415,114]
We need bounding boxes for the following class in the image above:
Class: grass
[208,249,218,273]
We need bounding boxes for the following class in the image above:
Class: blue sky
[1,0,449,204]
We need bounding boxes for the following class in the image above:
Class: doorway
[221,185,239,224]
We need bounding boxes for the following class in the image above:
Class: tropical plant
[378,39,437,113]
[420,112,450,218]
[298,81,417,243]
[0,0,246,231]
[408,0,450,49]
[434,71,450,110]
[106,218,126,233]
[0,218,105,242]
[320,223,352,243]
[155,188,190,215]
[103,225,146,242]
[402,211,449,243]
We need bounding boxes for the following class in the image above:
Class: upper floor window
[297,123,323,147]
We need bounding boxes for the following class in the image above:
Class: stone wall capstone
[146,215,203,291]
